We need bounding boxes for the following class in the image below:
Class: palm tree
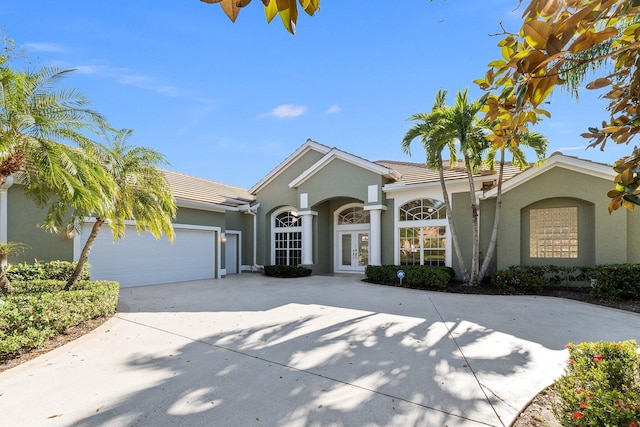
[65,129,177,290]
[478,131,548,282]
[0,65,115,230]
[402,89,490,285]
[402,89,469,282]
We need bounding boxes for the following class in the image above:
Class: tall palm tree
[0,65,115,230]
[403,89,490,285]
[402,89,469,282]
[478,131,548,282]
[65,129,177,290]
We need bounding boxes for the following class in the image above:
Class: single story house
[1,139,638,287]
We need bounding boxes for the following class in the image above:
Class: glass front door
[337,232,369,272]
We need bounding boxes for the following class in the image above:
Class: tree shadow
[73,300,535,426]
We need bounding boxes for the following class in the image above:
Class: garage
[79,222,219,287]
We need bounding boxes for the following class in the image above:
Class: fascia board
[482,155,615,199]
[176,198,240,213]
[249,139,331,194]
[289,149,400,189]
[383,176,493,194]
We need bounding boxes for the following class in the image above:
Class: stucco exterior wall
[497,166,626,269]
[254,149,325,266]
[175,207,226,228]
[381,198,395,265]
[7,185,73,264]
[298,158,384,207]
[628,209,640,263]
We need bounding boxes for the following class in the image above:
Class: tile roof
[163,170,255,207]
[375,160,526,186]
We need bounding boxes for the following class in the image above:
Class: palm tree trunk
[464,154,480,286]
[0,254,13,294]
[478,149,505,282]
[65,218,104,291]
[438,155,469,282]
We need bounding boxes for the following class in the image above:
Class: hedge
[263,265,312,278]
[0,280,119,356]
[365,265,453,289]
[590,264,640,300]
[7,260,91,282]
[492,264,640,300]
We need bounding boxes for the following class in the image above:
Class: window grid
[274,231,302,266]
[399,199,446,221]
[530,207,578,258]
[275,211,302,228]
[399,226,446,266]
[337,207,370,225]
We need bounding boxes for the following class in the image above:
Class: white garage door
[80,224,217,287]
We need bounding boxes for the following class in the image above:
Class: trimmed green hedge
[7,260,90,282]
[0,280,119,356]
[591,264,640,300]
[264,265,312,278]
[492,264,640,300]
[365,265,453,289]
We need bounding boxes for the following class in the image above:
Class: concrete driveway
[1,274,639,426]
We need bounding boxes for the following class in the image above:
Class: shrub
[554,341,640,426]
[0,280,118,356]
[263,265,312,278]
[365,265,452,290]
[590,264,640,300]
[7,260,91,282]
[491,266,545,293]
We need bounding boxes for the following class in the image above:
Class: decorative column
[365,206,385,266]
[299,210,316,265]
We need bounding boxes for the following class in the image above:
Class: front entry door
[337,232,369,272]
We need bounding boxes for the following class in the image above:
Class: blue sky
[1,1,631,189]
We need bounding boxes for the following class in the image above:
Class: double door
[337,231,368,272]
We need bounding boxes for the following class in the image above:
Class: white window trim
[271,206,302,266]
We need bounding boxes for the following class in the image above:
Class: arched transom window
[272,210,302,266]
[337,206,370,225]
[399,199,446,221]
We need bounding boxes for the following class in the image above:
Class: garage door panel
[81,225,216,287]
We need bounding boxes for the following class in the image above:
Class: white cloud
[325,104,341,114]
[22,42,64,52]
[262,104,307,118]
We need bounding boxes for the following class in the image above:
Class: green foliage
[492,264,640,300]
[492,265,594,293]
[0,280,118,356]
[492,266,545,293]
[591,264,640,300]
[365,265,452,290]
[263,265,312,278]
[555,341,640,426]
[7,260,91,282]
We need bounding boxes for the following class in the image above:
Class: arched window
[398,199,447,266]
[272,210,302,266]
[399,199,446,221]
[337,206,370,225]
